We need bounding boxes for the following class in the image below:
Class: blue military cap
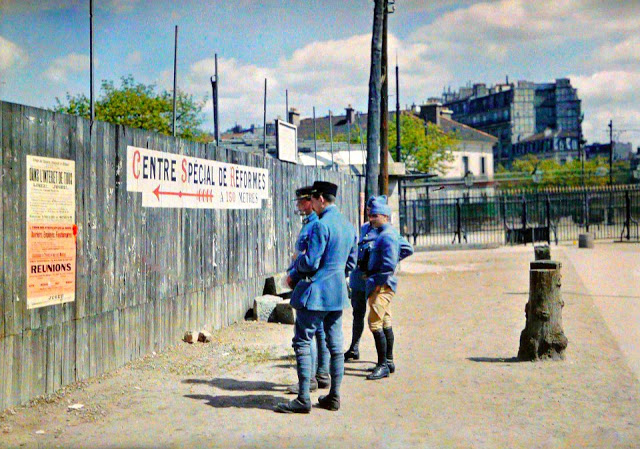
[367,195,387,208]
[370,201,391,217]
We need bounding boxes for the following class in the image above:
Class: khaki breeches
[367,285,394,332]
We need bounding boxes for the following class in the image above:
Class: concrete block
[198,331,212,343]
[253,295,280,322]
[263,272,292,296]
[183,330,197,344]
[275,301,295,325]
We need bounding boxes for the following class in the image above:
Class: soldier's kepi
[275,181,357,414]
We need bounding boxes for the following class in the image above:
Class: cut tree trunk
[518,261,568,361]
[534,244,551,260]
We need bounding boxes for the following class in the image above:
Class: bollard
[518,260,568,361]
[578,233,594,248]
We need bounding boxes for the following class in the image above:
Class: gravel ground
[1,243,639,449]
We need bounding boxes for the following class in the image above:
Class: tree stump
[518,261,568,361]
[534,244,551,260]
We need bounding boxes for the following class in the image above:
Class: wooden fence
[0,101,361,409]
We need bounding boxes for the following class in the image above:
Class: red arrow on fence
[152,185,214,202]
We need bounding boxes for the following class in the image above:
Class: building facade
[442,78,582,165]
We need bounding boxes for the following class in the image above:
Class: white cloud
[592,36,640,68]
[108,0,141,13]
[572,71,640,143]
[126,50,142,66]
[170,32,451,131]
[44,53,89,82]
[1,0,140,13]
[408,0,640,62]
[0,35,27,72]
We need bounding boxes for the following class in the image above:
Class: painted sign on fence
[126,146,270,209]
[26,155,76,309]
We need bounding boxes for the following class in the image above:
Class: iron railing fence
[400,185,640,246]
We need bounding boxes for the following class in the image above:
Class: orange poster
[26,155,76,309]
[26,223,76,308]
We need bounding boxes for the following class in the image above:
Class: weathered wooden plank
[62,320,76,387]
[0,101,4,340]
[3,103,24,337]
[39,325,52,396]
[0,336,8,409]
[100,123,117,316]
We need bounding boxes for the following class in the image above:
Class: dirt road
[2,243,639,448]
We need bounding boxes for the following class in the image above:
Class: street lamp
[595,166,608,178]
[463,170,475,188]
[532,168,543,185]
[463,170,474,202]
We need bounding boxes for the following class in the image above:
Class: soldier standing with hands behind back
[275,181,357,414]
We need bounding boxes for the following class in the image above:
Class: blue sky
[1,0,639,149]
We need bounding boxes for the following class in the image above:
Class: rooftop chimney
[345,105,355,125]
[288,108,300,127]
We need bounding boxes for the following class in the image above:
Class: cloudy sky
[1,0,639,147]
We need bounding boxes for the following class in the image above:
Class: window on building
[481,157,486,174]
[462,156,469,175]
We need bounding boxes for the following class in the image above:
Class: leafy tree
[54,75,207,142]
[494,155,630,188]
[389,112,457,174]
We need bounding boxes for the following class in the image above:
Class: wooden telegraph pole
[365,0,385,201]
[379,0,389,196]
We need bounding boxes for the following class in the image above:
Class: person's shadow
[183,378,288,410]
[184,393,283,410]
[343,360,375,378]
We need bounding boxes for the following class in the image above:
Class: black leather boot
[384,327,395,374]
[344,347,360,362]
[366,330,389,380]
[318,393,340,411]
[274,397,312,414]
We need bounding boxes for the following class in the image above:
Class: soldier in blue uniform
[344,195,413,362]
[285,186,330,394]
[275,181,357,413]
[364,200,413,380]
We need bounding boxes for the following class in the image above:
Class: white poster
[126,146,270,209]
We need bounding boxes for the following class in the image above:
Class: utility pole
[379,0,389,195]
[89,0,95,126]
[395,55,401,165]
[365,0,385,200]
[609,119,614,186]
[263,78,267,157]
[172,25,178,137]
[210,54,219,145]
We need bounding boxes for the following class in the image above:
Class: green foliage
[389,113,457,173]
[54,75,207,142]
[495,155,631,188]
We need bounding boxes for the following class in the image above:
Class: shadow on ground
[467,356,523,363]
[184,393,283,410]
[183,378,287,392]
